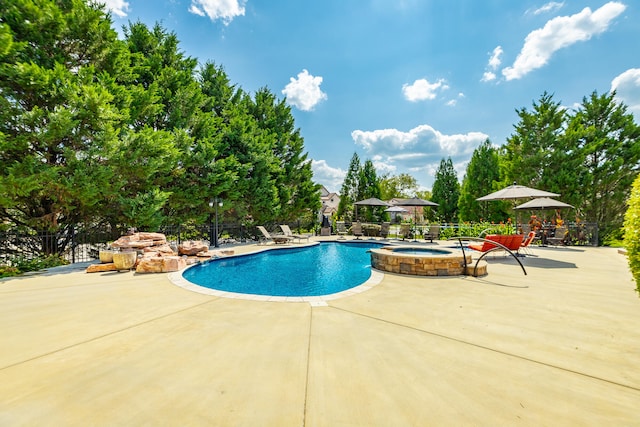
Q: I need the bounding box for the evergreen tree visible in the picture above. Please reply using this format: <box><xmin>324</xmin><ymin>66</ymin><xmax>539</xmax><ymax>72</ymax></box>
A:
<box><xmin>337</xmin><ymin>153</ymin><xmax>361</xmax><ymax>221</ymax></box>
<box><xmin>458</xmin><ymin>140</ymin><xmax>508</xmax><ymax>222</ymax></box>
<box><xmin>431</xmin><ymin>158</ymin><xmax>460</xmax><ymax>222</ymax></box>
<box><xmin>245</xmin><ymin>88</ymin><xmax>321</xmax><ymax>223</ymax></box>
<box><xmin>0</xmin><ymin>0</ymin><xmax>123</xmax><ymax>243</ymax></box>
<box><xmin>503</xmin><ymin>92</ymin><xmax>567</xmax><ymax>189</ymax></box>
<box><xmin>0</xmin><ymin>1</ymin><xmax>325</xmax><ymax>244</ymax></box>
<box><xmin>358</xmin><ymin>160</ymin><xmax>384</xmax><ymax>221</ymax></box>
<box><xmin>566</xmin><ymin>91</ymin><xmax>640</xmax><ymax>241</ymax></box>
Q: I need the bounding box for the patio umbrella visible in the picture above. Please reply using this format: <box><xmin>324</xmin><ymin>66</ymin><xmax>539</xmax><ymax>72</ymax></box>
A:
<box><xmin>477</xmin><ymin>183</ymin><xmax>560</xmax><ymax>231</ymax></box>
<box><xmin>384</xmin><ymin>206</ymin><xmax>408</xmax><ymax>213</ymax></box>
<box><xmin>354</xmin><ymin>197</ymin><xmax>390</xmax><ymax>221</ymax></box>
<box><xmin>384</xmin><ymin>205</ymin><xmax>408</xmax><ymax>223</ymax></box>
<box><xmin>354</xmin><ymin>197</ymin><xmax>390</xmax><ymax>207</ymax></box>
<box><xmin>477</xmin><ymin>183</ymin><xmax>559</xmax><ymax>201</ymax></box>
<box><xmin>395</xmin><ymin>197</ymin><xmax>439</xmax><ymax>212</ymax></box>
<box><xmin>514</xmin><ymin>197</ymin><xmax>573</xmax><ymax>210</ymax></box>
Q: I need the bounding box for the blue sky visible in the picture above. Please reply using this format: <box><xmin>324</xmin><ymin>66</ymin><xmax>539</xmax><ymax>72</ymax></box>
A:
<box><xmin>104</xmin><ymin>0</ymin><xmax>640</xmax><ymax>193</ymax></box>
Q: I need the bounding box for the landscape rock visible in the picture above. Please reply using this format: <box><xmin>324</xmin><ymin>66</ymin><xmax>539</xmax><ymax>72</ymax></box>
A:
<box><xmin>137</xmin><ymin>232</ymin><xmax>167</xmax><ymax>243</ymax></box>
<box><xmin>136</xmin><ymin>256</ymin><xmax>186</xmax><ymax>273</ymax></box>
<box><xmin>86</xmin><ymin>263</ymin><xmax>118</xmax><ymax>273</ymax></box>
<box><xmin>111</xmin><ymin>232</ymin><xmax>167</xmax><ymax>250</ymax></box>
<box><xmin>178</xmin><ymin>240</ymin><xmax>209</xmax><ymax>256</ymax></box>
<box><xmin>143</xmin><ymin>244</ymin><xmax>175</xmax><ymax>255</ymax></box>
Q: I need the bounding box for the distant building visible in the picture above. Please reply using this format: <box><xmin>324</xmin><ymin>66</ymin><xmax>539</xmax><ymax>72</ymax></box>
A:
<box><xmin>319</xmin><ymin>185</ymin><xmax>340</xmax><ymax>222</ymax></box>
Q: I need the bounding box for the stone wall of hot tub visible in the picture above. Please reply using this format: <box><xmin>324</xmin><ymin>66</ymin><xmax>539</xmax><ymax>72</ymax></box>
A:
<box><xmin>370</xmin><ymin>248</ymin><xmax>473</xmax><ymax>276</ymax></box>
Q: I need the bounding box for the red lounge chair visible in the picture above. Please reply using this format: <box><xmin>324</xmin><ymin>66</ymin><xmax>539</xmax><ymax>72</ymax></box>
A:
<box><xmin>468</xmin><ymin>234</ymin><xmax>524</xmax><ymax>254</ymax></box>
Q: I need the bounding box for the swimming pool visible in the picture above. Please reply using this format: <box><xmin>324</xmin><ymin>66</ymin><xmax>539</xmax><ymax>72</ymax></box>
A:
<box><xmin>389</xmin><ymin>247</ymin><xmax>453</xmax><ymax>256</ymax></box>
<box><xmin>181</xmin><ymin>241</ymin><xmax>384</xmax><ymax>297</ymax></box>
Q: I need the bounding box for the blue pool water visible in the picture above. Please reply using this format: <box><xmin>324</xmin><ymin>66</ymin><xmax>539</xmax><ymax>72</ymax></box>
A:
<box><xmin>182</xmin><ymin>242</ymin><xmax>383</xmax><ymax>297</ymax></box>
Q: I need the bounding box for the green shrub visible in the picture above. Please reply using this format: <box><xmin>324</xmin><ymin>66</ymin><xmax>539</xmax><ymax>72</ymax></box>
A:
<box><xmin>0</xmin><ymin>266</ymin><xmax>21</xmax><ymax>278</ymax></box>
<box><xmin>624</xmin><ymin>174</ymin><xmax>640</xmax><ymax>294</ymax></box>
<box><xmin>437</xmin><ymin>222</ymin><xmax>513</xmax><ymax>240</ymax></box>
<box><xmin>5</xmin><ymin>255</ymin><xmax>69</xmax><ymax>276</ymax></box>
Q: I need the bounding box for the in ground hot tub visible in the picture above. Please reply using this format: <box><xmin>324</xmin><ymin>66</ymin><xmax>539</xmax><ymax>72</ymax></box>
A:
<box><xmin>370</xmin><ymin>246</ymin><xmax>472</xmax><ymax>276</ymax></box>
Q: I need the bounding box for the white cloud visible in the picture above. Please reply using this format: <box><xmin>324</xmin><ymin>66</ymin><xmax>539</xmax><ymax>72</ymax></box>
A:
<box><xmin>351</xmin><ymin>125</ymin><xmax>488</xmax><ymax>188</ymax></box>
<box><xmin>311</xmin><ymin>160</ymin><xmax>345</xmax><ymax>193</ymax></box>
<box><xmin>611</xmin><ymin>68</ymin><xmax>640</xmax><ymax>114</ymax></box>
<box><xmin>481</xmin><ymin>46</ymin><xmax>503</xmax><ymax>83</ymax></box>
<box><xmin>481</xmin><ymin>71</ymin><xmax>496</xmax><ymax>82</ymax></box>
<box><xmin>502</xmin><ymin>2</ymin><xmax>626</xmax><ymax>81</ymax></box>
<box><xmin>488</xmin><ymin>46</ymin><xmax>503</xmax><ymax>70</ymax></box>
<box><xmin>530</xmin><ymin>2</ymin><xmax>565</xmax><ymax>15</ymax></box>
<box><xmin>446</xmin><ymin>93</ymin><xmax>465</xmax><ymax>107</ymax></box>
<box><xmin>402</xmin><ymin>78</ymin><xmax>448</xmax><ymax>102</ymax></box>
<box><xmin>100</xmin><ymin>0</ymin><xmax>129</xmax><ymax>17</ymax></box>
<box><xmin>189</xmin><ymin>0</ymin><xmax>246</xmax><ymax>25</ymax></box>
<box><xmin>282</xmin><ymin>69</ymin><xmax>328</xmax><ymax>111</ymax></box>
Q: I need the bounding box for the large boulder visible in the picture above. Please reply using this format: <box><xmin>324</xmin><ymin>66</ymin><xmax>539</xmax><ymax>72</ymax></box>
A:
<box><xmin>111</xmin><ymin>232</ymin><xmax>167</xmax><ymax>250</ymax></box>
<box><xmin>178</xmin><ymin>240</ymin><xmax>209</xmax><ymax>256</ymax></box>
<box><xmin>136</xmin><ymin>256</ymin><xmax>186</xmax><ymax>273</ymax></box>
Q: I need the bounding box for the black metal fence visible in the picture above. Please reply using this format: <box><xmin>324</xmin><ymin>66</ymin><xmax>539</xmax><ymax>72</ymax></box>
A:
<box><xmin>0</xmin><ymin>221</ymin><xmax>599</xmax><ymax>266</ymax></box>
<box><xmin>0</xmin><ymin>223</ymin><xmax>255</xmax><ymax>265</ymax></box>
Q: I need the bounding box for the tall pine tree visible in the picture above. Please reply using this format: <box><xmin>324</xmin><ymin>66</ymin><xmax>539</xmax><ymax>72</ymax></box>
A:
<box><xmin>458</xmin><ymin>139</ymin><xmax>508</xmax><ymax>222</ymax></box>
<box><xmin>337</xmin><ymin>153</ymin><xmax>361</xmax><ymax>221</ymax></box>
<box><xmin>431</xmin><ymin>158</ymin><xmax>460</xmax><ymax>222</ymax></box>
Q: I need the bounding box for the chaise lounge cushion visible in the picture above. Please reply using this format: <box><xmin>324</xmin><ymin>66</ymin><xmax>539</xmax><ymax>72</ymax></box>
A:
<box><xmin>468</xmin><ymin>234</ymin><xmax>524</xmax><ymax>252</ymax></box>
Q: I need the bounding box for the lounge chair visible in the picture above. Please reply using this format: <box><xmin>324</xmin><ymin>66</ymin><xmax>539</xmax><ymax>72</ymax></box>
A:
<box><xmin>257</xmin><ymin>226</ymin><xmax>293</xmax><ymax>245</ymax></box>
<box><xmin>351</xmin><ymin>222</ymin><xmax>363</xmax><ymax>239</ymax></box>
<box><xmin>468</xmin><ymin>234</ymin><xmax>524</xmax><ymax>255</ymax></box>
<box><xmin>398</xmin><ymin>224</ymin><xmax>412</xmax><ymax>240</ymax></box>
<box><xmin>279</xmin><ymin>224</ymin><xmax>310</xmax><ymax>243</ymax></box>
<box><xmin>336</xmin><ymin>221</ymin><xmax>348</xmax><ymax>239</ymax></box>
<box><xmin>380</xmin><ymin>222</ymin><xmax>390</xmax><ymax>240</ymax></box>
<box><xmin>424</xmin><ymin>225</ymin><xmax>440</xmax><ymax>243</ymax></box>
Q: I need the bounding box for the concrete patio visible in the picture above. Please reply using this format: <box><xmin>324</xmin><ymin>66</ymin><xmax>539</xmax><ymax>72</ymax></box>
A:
<box><xmin>1</xmin><ymin>240</ymin><xmax>639</xmax><ymax>426</ymax></box>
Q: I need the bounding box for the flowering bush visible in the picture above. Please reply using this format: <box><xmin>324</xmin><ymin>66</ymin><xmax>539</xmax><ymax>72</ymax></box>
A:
<box><xmin>437</xmin><ymin>222</ymin><xmax>513</xmax><ymax>240</ymax></box>
<box><xmin>624</xmin><ymin>174</ymin><xmax>640</xmax><ymax>294</ymax></box>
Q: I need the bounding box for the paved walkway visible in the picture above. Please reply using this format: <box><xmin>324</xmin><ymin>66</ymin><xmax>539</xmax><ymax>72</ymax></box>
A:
<box><xmin>1</xmin><ymin>240</ymin><xmax>639</xmax><ymax>426</ymax></box>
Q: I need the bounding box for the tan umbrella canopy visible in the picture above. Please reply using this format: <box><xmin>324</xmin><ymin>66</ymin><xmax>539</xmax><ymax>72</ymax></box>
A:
<box><xmin>354</xmin><ymin>197</ymin><xmax>390</xmax><ymax>207</ymax></box>
<box><xmin>395</xmin><ymin>197</ymin><xmax>439</xmax><ymax>207</ymax></box>
<box><xmin>384</xmin><ymin>205</ymin><xmax>408</xmax><ymax>222</ymax></box>
<box><xmin>384</xmin><ymin>206</ymin><xmax>408</xmax><ymax>213</ymax></box>
<box><xmin>514</xmin><ymin>197</ymin><xmax>573</xmax><ymax>210</ymax></box>
<box><xmin>477</xmin><ymin>183</ymin><xmax>559</xmax><ymax>201</ymax></box>
<box><xmin>394</xmin><ymin>197</ymin><xmax>439</xmax><ymax>223</ymax></box>
<box><xmin>354</xmin><ymin>197</ymin><xmax>390</xmax><ymax>221</ymax></box>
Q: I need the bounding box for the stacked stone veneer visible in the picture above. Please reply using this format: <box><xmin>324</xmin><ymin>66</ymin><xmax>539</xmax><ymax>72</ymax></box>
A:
<box><xmin>370</xmin><ymin>248</ymin><xmax>473</xmax><ymax>276</ymax></box>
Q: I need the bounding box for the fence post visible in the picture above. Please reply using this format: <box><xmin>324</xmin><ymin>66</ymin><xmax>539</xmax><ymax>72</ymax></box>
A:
<box><xmin>71</xmin><ymin>228</ymin><xmax>76</xmax><ymax>264</ymax></box>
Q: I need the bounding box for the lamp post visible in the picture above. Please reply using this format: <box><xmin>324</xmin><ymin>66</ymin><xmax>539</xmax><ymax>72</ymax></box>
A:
<box><xmin>209</xmin><ymin>197</ymin><xmax>223</xmax><ymax>247</ymax></box>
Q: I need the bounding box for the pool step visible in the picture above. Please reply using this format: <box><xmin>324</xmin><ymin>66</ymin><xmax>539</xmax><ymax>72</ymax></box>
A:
<box><xmin>465</xmin><ymin>261</ymin><xmax>488</xmax><ymax>277</ymax></box>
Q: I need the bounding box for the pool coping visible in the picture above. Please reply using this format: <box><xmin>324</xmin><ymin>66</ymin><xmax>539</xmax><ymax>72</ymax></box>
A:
<box><xmin>168</xmin><ymin>241</ymin><xmax>386</xmax><ymax>305</ymax></box>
